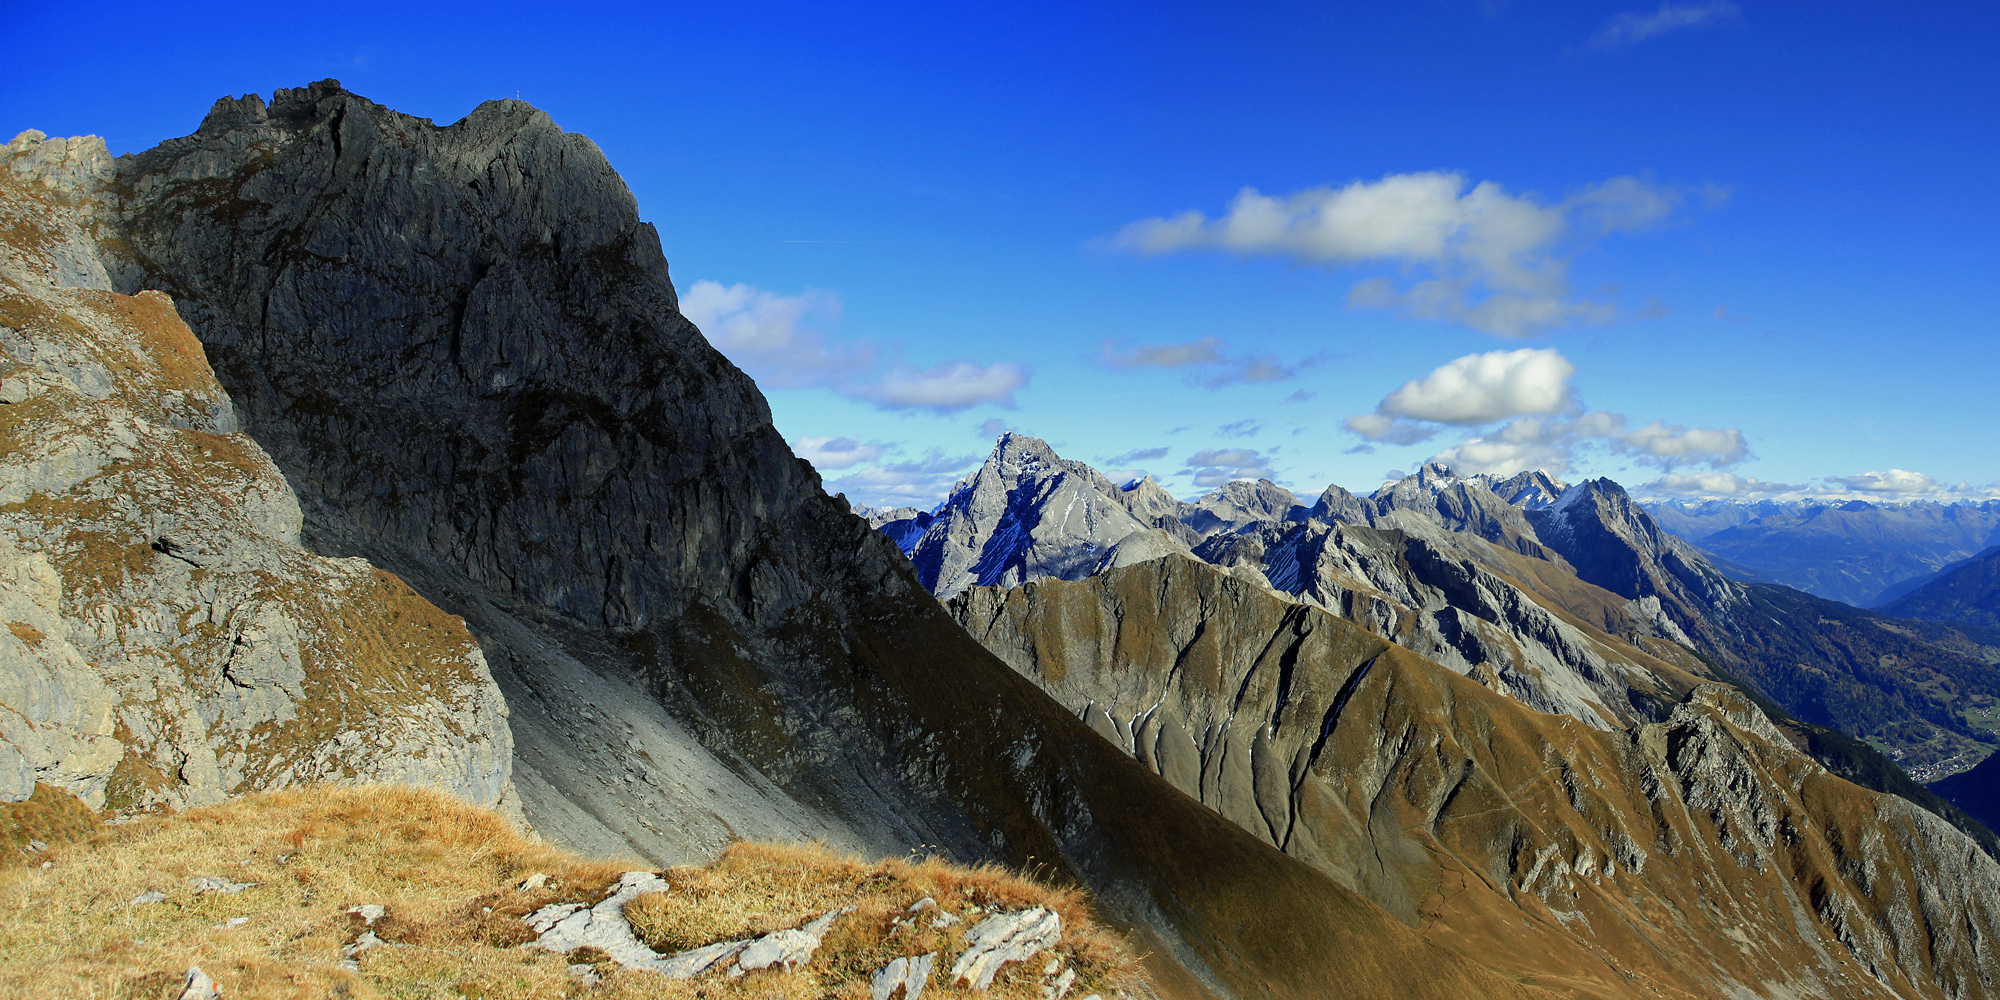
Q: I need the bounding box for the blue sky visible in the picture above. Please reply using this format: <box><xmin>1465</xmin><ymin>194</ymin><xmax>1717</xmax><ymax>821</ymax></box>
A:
<box><xmin>5</xmin><ymin>1</ymin><xmax>1995</xmax><ymax>506</ymax></box>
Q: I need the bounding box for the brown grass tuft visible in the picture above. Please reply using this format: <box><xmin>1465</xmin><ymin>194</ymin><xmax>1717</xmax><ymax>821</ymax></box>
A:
<box><xmin>0</xmin><ymin>786</ymin><xmax>1141</xmax><ymax>1000</ymax></box>
<box><xmin>0</xmin><ymin>783</ymin><xmax>100</xmax><ymax>868</ymax></box>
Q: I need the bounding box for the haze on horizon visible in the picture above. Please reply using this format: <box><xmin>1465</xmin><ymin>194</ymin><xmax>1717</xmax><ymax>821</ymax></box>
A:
<box><xmin>5</xmin><ymin>0</ymin><xmax>1994</xmax><ymax>507</ymax></box>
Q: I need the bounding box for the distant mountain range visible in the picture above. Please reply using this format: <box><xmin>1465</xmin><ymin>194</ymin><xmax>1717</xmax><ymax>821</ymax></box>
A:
<box><xmin>1643</xmin><ymin>497</ymin><xmax>2000</xmax><ymax>607</ymax></box>
<box><xmin>870</xmin><ymin>437</ymin><xmax>2000</xmax><ymax>786</ymax></box>
<box><xmin>865</xmin><ymin>436</ymin><xmax>2000</xmax><ymax>997</ymax></box>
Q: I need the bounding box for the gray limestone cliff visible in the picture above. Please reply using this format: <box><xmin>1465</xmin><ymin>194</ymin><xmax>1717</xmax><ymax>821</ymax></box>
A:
<box><xmin>0</xmin><ymin>129</ymin><xmax>515</xmax><ymax>814</ymax></box>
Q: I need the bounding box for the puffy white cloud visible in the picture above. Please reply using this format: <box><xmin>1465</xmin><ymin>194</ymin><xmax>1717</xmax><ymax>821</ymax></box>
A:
<box><xmin>1377</xmin><ymin>348</ymin><xmax>1576</xmax><ymax>424</ymax></box>
<box><xmin>1428</xmin><ymin>416</ymin><xmax>1583</xmax><ymax>476</ymax></box>
<box><xmin>1429</xmin><ymin>411</ymin><xmax>1749</xmax><ymax>476</ymax></box>
<box><xmin>1822</xmin><ymin>470</ymin><xmax>1949</xmax><ymax>496</ymax></box>
<box><xmin>1108</xmin><ymin>173</ymin><xmax>1679</xmax><ymax>336</ymax></box>
<box><xmin>1637</xmin><ymin>472</ymin><xmax>1803</xmax><ymax>498</ymax></box>
<box><xmin>1343</xmin><ymin>349</ymin><xmax>1747</xmax><ymax>477</ymax></box>
<box><xmin>1591</xmin><ymin>1</ymin><xmax>1740</xmax><ymax>49</ymax></box>
<box><xmin>1616</xmin><ymin>421</ymin><xmax>1748</xmax><ymax>468</ymax></box>
<box><xmin>1183</xmin><ymin>447</ymin><xmax>1278</xmax><ymax>488</ymax></box>
<box><xmin>1099</xmin><ymin>337</ymin><xmax>1315</xmax><ymax>388</ymax></box>
<box><xmin>791</xmin><ymin>436</ymin><xmax>885</xmax><ymax>470</ymax></box>
<box><xmin>683</xmin><ymin>279</ymin><xmax>1028</xmax><ymax>413</ymax></box>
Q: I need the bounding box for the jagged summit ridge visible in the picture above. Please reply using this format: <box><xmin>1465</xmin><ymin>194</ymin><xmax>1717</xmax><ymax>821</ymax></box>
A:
<box><xmin>880</xmin><ymin>437</ymin><xmax>2000</xmax><ymax>783</ymax></box>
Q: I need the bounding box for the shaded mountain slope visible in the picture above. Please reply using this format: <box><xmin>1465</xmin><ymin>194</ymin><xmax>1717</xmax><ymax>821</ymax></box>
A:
<box><xmin>1933</xmin><ymin>750</ymin><xmax>2000</xmax><ymax>834</ymax></box>
<box><xmin>951</xmin><ymin>555</ymin><xmax>2000</xmax><ymax>1000</ymax></box>
<box><xmin>88</xmin><ymin>82</ymin><xmax>1560</xmax><ymax>999</ymax></box>
<box><xmin>1880</xmin><ymin>546</ymin><xmax>2000</xmax><ymax>632</ymax></box>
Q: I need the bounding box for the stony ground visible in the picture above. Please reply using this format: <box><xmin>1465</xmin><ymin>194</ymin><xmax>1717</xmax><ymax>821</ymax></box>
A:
<box><xmin>0</xmin><ymin>785</ymin><xmax>1141</xmax><ymax>1000</ymax></box>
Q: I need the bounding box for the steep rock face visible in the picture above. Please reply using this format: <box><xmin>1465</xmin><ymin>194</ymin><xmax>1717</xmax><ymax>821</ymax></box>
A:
<box><xmin>951</xmin><ymin>556</ymin><xmax>2000</xmax><ymax>1000</ymax></box>
<box><xmin>1195</xmin><ymin>519</ymin><xmax>1699</xmax><ymax>728</ymax></box>
<box><xmin>1527</xmin><ymin>478</ymin><xmax>1744</xmax><ymax>621</ymax></box>
<box><xmin>95</xmin><ymin>83</ymin><xmax>1562</xmax><ymax>1000</ymax></box>
<box><xmin>0</xmin><ymin>130</ymin><xmax>514</xmax><ymax>813</ymax></box>
<box><xmin>1182</xmin><ymin>479</ymin><xmax>1304</xmax><ymax>537</ymax></box>
<box><xmin>901</xmin><ymin>434</ymin><xmax>1188</xmax><ymax>598</ymax></box>
<box><xmin>1367</xmin><ymin>463</ymin><xmax>1553</xmax><ymax>558</ymax></box>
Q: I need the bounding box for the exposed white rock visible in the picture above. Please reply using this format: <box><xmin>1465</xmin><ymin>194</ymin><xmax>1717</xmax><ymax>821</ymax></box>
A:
<box><xmin>871</xmin><ymin>951</ymin><xmax>936</xmax><ymax>1000</ymax></box>
<box><xmin>729</xmin><ymin>906</ymin><xmax>854</xmax><ymax>977</ymax></box>
<box><xmin>128</xmin><ymin>890</ymin><xmax>165</xmax><ymax>906</ymax></box>
<box><xmin>190</xmin><ymin>876</ymin><xmax>257</xmax><ymax>894</ymax></box>
<box><xmin>950</xmin><ymin>907</ymin><xmax>1062</xmax><ymax>990</ymax></box>
<box><xmin>176</xmin><ymin>966</ymin><xmax>219</xmax><ymax>1000</ymax></box>
<box><xmin>524</xmin><ymin>871</ymin><xmax>671</xmax><ymax>969</ymax></box>
<box><xmin>653</xmin><ymin>938</ymin><xmax>751</xmax><ymax>978</ymax></box>
<box><xmin>1043</xmin><ymin>967</ymin><xmax>1077</xmax><ymax>999</ymax></box>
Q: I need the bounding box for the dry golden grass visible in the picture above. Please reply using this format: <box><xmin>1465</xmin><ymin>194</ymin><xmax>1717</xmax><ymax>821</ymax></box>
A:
<box><xmin>0</xmin><ymin>785</ymin><xmax>1140</xmax><ymax>1000</ymax></box>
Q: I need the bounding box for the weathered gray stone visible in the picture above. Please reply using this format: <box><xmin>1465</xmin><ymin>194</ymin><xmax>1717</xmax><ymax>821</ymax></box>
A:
<box><xmin>871</xmin><ymin>952</ymin><xmax>935</xmax><ymax>1000</ymax></box>
<box><xmin>189</xmin><ymin>876</ymin><xmax>257</xmax><ymax>894</ymax></box>
<box><xmin>950</xmin><ymin>907</ymin><xmax>1061</xmax><ymax>990</ymax></box>
<box><xmin>523</xmin><ymin>871</ymin><xmax>670</xmax><ymax>970</ymax></box>
<box><xmin>176</xmin><ymin>966</ymin><xmax>219</xmax><ymax>1000</ymax></box>
<box><xmin>0</xmin><ymin>139</ymin><xmax>519</xmax><ymax>815</ymax></box>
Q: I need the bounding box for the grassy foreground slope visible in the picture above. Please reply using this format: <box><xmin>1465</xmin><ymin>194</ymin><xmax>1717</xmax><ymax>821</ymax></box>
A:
<box><xmin>0</xmin><ymin>785</ymin><xmax>1142</xmax><ymax>1000</ymax></box>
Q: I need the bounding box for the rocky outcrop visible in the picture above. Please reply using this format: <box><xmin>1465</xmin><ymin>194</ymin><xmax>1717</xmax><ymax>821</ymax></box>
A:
<box><xmin>0</xmin><ymin>129</ymin><xmax>514</xmax><ymax>813</ymax></box>
<box><xmin>92</xmin><ymin>82</ymin><xmax>1554</xmax><ymax>1000</ymax></box>
<box><xmin>953</xmin><ymin>556</ymin><xmax>2000</xmax><ymax>1000</ymax></box>
<box><xmin>900</xmin><ymin>434</ymin><xmax>1184</xmax><ymax>598</ymax></box>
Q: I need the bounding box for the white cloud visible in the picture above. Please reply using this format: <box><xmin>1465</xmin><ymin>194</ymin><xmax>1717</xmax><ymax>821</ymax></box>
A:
<box><xmin>1099</xmin><ymin>337</ymin><xmax>1316</xmax><ymax>388</ymax></box>
<box><xmin>1428</xmin><ymin>416</ymin><xmax>1583</xmax><ymax>476</ymax></box>
<box><xmin>1100</xmin><ymin>338</ymin><xmax>1224</xmax><ymax>368</ymax></box>
<box><xmin>1425</xmin><ymin>411</ymin><xmax>1749</xmax><ymax>476</ymax></box>
<box><xmin>1637</xmin><ymin>472</ymin><xmax>1803</xmax><ymax>498</ymax></box>
<box><xmin>1108</xmin><ymin>173</ymin><xmax>1680</xmax><ymax>336</ymax></box>
<box><xmin>1343</xmin><ymin>413</ymin><xmax>1438</xmax><ymax>446</ymax></box>
<box><xmin>683</xmin><ymin>279</ymin><xmax>1028</xmax><ymax>413</ymax></box>
<box><xmin>681</xmin><ymin>280</ymin><xmax>869</xmax><ymax>387</ymax></box>
<box><xmin>1183</xmin><ymin>447</ymin><xmax>1279</xmax><ymax>487</ymax></box>
<box><xmin>1616</xmin><ymin>421</ymin><xmax>1747</xmax><ymax>468</ymax></box>
<box><xmin>848</xmin><ymin>360</ymin><xmax>1028</xmax><ymax>411</ymax></box>
<box><xmin>1378</xmin><ymin>347</ymin><xmax>1576</xmax><ymax>424</ymax></box>
<box><xmin>1591</xmin><ymin>1</ymin><xmax>1740</xmax><ymax>49</ymax></box>
<box><xmin>791</xmin><ymin>436</ymin><xmax>885</xmax><ymax>470</ymax></box>
<box><xmin>1822</xmin><ymin>470</ymin><xmax>1948</xmax><ymax>496</ymax></box>
<box><xmin>1107</xmin><ymin>446</ymin><xmax>1170</xmax><ymax>465</ymax></box>
<box><xmin>827</xmin><ymin>448</ymin><xmax>982</xmax><ymax>506</ymax></box>
<box><xmin>976</xmin><ymin>417</ymin><xmax>1011</xmax><ymax>438</ymax></box>
<box><xmin>1342</xmin><ymin>349</ymin><xmax>1747</xmax><ymax>476</ymax></box>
